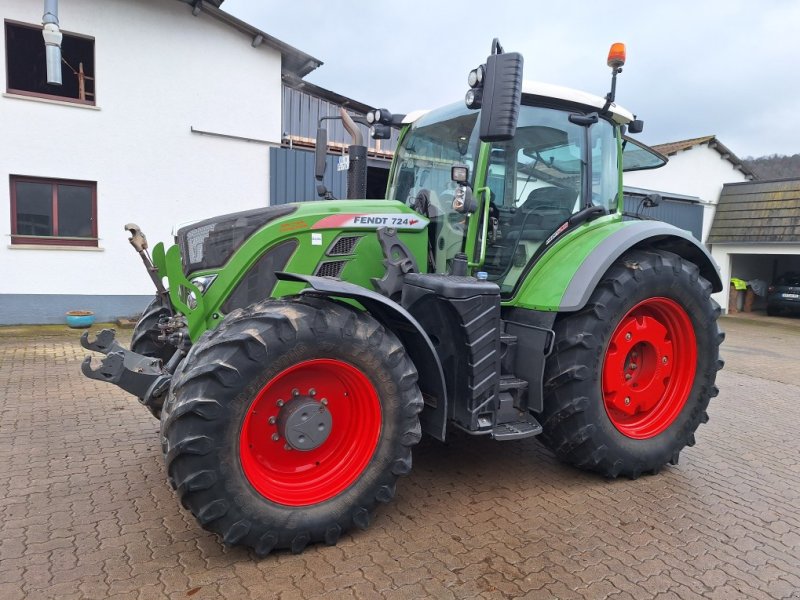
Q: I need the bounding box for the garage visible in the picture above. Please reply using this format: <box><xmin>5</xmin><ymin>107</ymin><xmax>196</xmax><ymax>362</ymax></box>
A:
<box><xmin>708</xmin><ymin>178</ymin><xmax>800</xmax><ymax>313</ymax></box>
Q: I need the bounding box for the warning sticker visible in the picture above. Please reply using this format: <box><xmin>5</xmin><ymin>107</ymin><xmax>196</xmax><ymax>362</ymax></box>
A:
<box><xmin>312</xmin><ymin>213</ymin><xmax>428</xmax><ymax>230</ymax></box>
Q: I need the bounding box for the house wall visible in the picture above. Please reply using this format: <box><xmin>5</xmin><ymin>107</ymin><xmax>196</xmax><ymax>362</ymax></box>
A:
<box><xmin>624</xmin><ymin>145</ymin><xmax>748</xmax><ymax>243</ymax></box>
<box><xmin>0</xmin><ymin>0</ymin><xmax>282</xmax><ymax>323</ymax></box>
<box><xmin>710</xmin><ymin>244</ymin><xmax>800</xmax><ymax>312</ymax></box>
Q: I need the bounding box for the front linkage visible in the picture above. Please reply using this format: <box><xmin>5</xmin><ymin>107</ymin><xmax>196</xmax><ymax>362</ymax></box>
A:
<box><xmin>82</xmin><ymin>224</ymin><xmax>189</xmax><ymax>416</ymax></box>
<box><xmin>81</xmin><ymin>329</ymin><xmax>172</xmax><ymax>411</ymax></box>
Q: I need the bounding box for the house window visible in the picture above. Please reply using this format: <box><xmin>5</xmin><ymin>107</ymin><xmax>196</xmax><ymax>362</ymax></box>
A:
<box><xmin>10</xmin><ymin>176</ymin><xmax>97</xmax><ymax>247</ymax></box>
<box><xmin>5</xmin><ymin>20</ymin><xmax>95</xmax><ymax>104</ymax></box>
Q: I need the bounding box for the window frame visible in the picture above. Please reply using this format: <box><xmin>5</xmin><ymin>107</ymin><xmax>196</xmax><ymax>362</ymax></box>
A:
<box><xmin>10</xmin><ymin>175</ymin><xmax>98</xmax><ymax>247</ymax></box>
<box><xmin>4</xmin><ymin>19</ymin><xmax>97</xmax><ymax>106</ymax></box>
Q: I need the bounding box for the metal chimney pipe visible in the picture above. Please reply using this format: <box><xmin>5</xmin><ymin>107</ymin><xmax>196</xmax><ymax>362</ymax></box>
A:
<box><xmin>42</xmin><ymin>0</ymin><xmax>62</xmax><ymax>85</ymax></box>
<box><xmin>340</xmin><ymin>108</ymin><xmax>367</xmax><ymax>199</ymax></box>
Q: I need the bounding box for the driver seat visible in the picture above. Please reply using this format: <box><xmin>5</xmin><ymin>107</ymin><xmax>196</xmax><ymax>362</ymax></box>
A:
<box><xmin>508</xmin><ymin>186</ymin><xmax>574</xmax><ymax>240</ymax></box>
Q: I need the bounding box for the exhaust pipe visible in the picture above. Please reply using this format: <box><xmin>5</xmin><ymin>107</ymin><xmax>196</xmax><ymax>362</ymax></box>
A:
<box><xmin>340</xmin><ymin>107</ymin><xmax>367</xmax><ymax>199</ymax></box>
<box><xmin>42</xmin><ymin>0</ymin><xmax>62</xmax><ymax>85</ymax></box>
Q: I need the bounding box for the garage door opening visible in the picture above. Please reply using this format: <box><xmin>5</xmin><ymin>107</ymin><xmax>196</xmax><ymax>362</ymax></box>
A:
<box><xmin>729</xmin><ymin>254</ymin><xmax>800</xmax><ymax>313</ymax></box>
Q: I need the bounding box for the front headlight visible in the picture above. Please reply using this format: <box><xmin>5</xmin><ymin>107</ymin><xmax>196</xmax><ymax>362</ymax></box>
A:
<box><xmin>187</xmin><ymin>274</ymin><xmax>217</xmax><ymax>309</ymax></box>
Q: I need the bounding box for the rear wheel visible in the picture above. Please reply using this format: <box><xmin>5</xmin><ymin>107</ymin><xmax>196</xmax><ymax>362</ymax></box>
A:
<box><xmin>160</xmin><ymin>297</ymin><xmax>423</xmax><ymax>555</ymax></box>
<box><xmin>540</xmin><ymin>249</ymin><xmax>724</xmax><ymax>478</ymax></box>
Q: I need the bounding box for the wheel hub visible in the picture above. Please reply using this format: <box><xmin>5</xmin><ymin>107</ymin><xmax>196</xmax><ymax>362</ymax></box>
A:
<box><xmin>277</xmin><ymin>396</ymin><xmax>332</xmax><ymax>451</ymax></box>
<box><xmin>239</xmin><ymin>358</ymin><xmax>382</xmax><ymax>506</ymax></box>
<box><xmin>601</xmin><ymin>297</ymin><xmax>697</xmax><ymax>439</ymax></box>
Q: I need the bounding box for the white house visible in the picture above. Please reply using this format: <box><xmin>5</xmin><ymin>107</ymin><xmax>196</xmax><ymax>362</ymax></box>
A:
<box><xmin>0</xmin><ymin>0</ymin><xmax>321</xmax><ymax>324</ymax></box>
<box><xmin>624</xmin><ymin>135</ymin><xmax>754</xmax><ymax>243</ymax></box>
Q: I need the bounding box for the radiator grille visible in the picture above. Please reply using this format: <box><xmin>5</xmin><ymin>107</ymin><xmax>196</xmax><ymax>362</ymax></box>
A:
<box><xmin>315</xmin><ymin>260</ymin><xmax>347</xmax><ymax>278</ymax></box>
<box><xmin>327</xmin><ymin>235</ymin><xmax>361</xmax><ymax>256</ymax></box>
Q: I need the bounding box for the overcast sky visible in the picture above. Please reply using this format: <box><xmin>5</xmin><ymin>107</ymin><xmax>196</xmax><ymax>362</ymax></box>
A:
<box><xmin>225</xmin><ymin>0</ymin><xmax>799</xmax><ymax>158</ymax></box>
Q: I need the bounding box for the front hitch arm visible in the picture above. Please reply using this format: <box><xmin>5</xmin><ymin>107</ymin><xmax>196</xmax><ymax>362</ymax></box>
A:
<box><xmin>80</xmin><ymin>329</ymin><xmax>171</xmax><ymax>408</ymax></box>
<box><xmin>125</xmin><ymin>223</ymin><xmax>169</xmax><ymax>300</ymax></box>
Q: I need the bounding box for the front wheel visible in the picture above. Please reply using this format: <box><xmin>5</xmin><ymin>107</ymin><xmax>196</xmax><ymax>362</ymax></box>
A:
<box><xmin>539</xmin><ymin>249</ymin><xmax>724</xmax><ymax>478</ymax></box>
<box><xmin>160</xmin><ymin>297</ymin><xmax>423</xmax><ymax>555</ymax></box>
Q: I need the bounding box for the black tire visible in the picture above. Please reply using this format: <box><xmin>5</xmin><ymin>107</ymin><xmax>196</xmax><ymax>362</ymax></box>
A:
<box><xmin>766</xmin><ymin>305</ymin><xmax>778</xmax><ymax>317</ymax></box>
<box><xmin>539</xmin><ymin>249</ymin><xmax>724</xmax><ymax>478</ymax></box>
<box><xmin>159</xmin><ymin>296</ymin><xmax>423</xmax><ymax>555</ymax></box>
<box><xmin>130</xmin><ymin>295</ymin><xmax>175</xmax><ymax>364</ymax></box>
<box><xmin>131</xmin><ymin>295</ymin><xmax>176</xmax><ymax>418</ymax></box>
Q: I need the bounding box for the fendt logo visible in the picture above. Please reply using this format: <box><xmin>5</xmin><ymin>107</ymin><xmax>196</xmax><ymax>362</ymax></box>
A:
<box><xmin>352</xmin><ymin>215</ymin><xmax>420</xmax><ymax>227</ymax></box>
<box><xmin>312</xmin><ymin>214</ymin><xmax>428</xmax><ymax>230</ymax></box>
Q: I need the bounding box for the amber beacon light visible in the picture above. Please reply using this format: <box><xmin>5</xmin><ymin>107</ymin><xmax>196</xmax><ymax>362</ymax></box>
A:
<box><xmin>607</xmin><ymin>43</ymin><xmax>626</xmax><ymax>69</ymax></box>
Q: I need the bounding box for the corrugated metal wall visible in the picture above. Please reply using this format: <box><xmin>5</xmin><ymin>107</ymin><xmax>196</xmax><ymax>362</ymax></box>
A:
<box><xmin>623</xmin><ymin>192</ymin><xmax>703</xmax><ymax>239</ymax></box>
<box><xmin>282</xmin><ymin>85</ymin><xmax>398</xmax><ymax>154</ymax></box>
<box><xmin>270</xmin><ymin>147</ymin><xmax>348</xmax><ymax>204</ymax></box>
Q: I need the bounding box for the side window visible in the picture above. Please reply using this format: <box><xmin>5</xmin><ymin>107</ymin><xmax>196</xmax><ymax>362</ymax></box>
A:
<box><xmin>5</xmin><ymin>20</ymin><xmax>96</xmax><ymax>104</ymax></box>
<box><xmin>590</xmin><ymin>119</ymin><xmax>619</xmax><ymax>212</ymax></box>
<box><xmin>10</xmin><ymin>176</ymin><xmax>97</xmax><ymax>247</ymax></box>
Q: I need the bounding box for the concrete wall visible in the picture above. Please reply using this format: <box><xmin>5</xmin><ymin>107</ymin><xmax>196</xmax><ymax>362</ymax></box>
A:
<box><xmin>624</xmin><ymin>144</ymin><xmax>749</xmax><ymax>243</ymax></box>
<box><xmin>710</xmin><ymin>244</ymin><xmax>800</xmax><ymax>312</ymax></box>
<box><xmin>1</xmin><ymin>0</ymin><xmax>282</xmax><ymax>322</ymax></box>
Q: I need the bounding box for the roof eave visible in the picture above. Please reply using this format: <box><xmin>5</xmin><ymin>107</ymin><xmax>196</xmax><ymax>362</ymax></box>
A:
<box><xmin>708</xmin><ymin>138</ymin><xmax>756</xmax><ymax>180</ymax></box>
<box><xmin>178</xmin><ymin>0</ymin><xmax>323</xmax><ymax>78</ymax></box>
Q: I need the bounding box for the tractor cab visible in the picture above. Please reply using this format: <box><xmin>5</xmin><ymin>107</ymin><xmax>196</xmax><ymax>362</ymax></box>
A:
<box><xmin>387</xmin><ymin>94</ymin><xmax>623</xmax><ymax>295</ymax></box>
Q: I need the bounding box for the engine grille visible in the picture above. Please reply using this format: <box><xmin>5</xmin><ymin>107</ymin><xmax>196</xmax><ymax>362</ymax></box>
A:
<box><xmin>327</xmin><ymin>235</ymin><xmax>361</xmax><ymax>256</ymax></box>
<box><xmin>315</xmin><ymin>260</ymin><xmax>347</xmax><ymax>278</ymax></box>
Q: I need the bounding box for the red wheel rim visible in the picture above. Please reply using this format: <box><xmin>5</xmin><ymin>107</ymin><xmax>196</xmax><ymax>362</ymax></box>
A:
<box><xmin>239</xmin><ymin>359</ymin><xmax>382</xmax><ymax>506</ymax></box>
<box><xmin>602</xmin><ymin>297</ymin><xmax>697</xmax><ymax>439</ymax></box>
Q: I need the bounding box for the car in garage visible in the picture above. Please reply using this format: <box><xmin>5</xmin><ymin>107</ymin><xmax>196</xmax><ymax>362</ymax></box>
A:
<box><xmin>767</xmin><ymin>272</ymin><xmax>800</xmax><ymax>316</ymax></box>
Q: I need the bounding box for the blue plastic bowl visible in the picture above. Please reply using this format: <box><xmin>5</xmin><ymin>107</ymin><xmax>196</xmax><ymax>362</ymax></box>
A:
<box><xmin>66</xmin><ymin>312</ymin><xmax>95</xmax><ymax>328</ymax></box>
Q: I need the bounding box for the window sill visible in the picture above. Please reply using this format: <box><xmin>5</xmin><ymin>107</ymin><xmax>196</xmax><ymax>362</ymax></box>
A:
<box><xmin>2</xmin><ymin>92</ymin><xmax>100</xmax><ymax>111</ymax></box>
<box><xmin>8</xmin><ymin>244</ymin><xmax>104</xmax><ymax>251</ymax></box>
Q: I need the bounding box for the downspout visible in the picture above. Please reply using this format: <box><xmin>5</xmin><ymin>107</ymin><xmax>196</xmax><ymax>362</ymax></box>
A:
<box><xmin>42</xmin><ymin>0</ymin><xmax>62</xmax><ymax>85</ymax></box>
<box><xmin>340</xmin><ymin>107</ymin><xmax>367</xmax><ymax>199</ymax></box>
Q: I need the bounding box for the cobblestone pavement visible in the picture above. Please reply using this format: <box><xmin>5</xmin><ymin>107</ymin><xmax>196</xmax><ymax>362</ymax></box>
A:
<box><xmin>1</xmin><ymin>315</ymin><xmax>799</xmax><ymax>600</ymax></box>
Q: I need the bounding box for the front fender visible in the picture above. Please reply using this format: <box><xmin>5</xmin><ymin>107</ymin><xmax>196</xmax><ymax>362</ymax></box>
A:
<box><xmin>559</xmin><ymin>221</ymin><xmax>722</xmax><ymax>311</ymax></box>
<box><xmin>275</xmin><ymin>272</ymin><xmax>448</xmax><ymax>441</ymax></box>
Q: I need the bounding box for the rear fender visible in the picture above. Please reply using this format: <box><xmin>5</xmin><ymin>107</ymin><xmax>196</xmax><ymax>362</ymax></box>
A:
<box><xmin>275</xmin><ymin>272</ymin><xmax>448</xmax><ymax>441</ymax></box>
<box><xmin>560</xmin><ymin>222</ymin><xmax>722</xmax><ymax>311</ymax></box>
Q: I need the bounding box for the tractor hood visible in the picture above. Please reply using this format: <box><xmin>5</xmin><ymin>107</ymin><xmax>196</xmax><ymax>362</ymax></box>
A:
<box><xmin>176</xmin><ymin>205</ymin><xmax>298</xmax><ymax>275</ymax></box>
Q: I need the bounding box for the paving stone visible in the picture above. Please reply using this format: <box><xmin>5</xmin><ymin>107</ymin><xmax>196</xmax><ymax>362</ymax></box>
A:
<box><xmin>0</xmin><ymin>316</ymin><xmax>798</xmax><ymax>599</ymax></box>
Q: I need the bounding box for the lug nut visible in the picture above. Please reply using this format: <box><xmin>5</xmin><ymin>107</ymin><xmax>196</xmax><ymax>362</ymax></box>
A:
<box><xmin>276</xmin><ymin>399</ymin><xmax>284</xmax><ymax>407</ymax></box>
<box><xmin>625</xmin><ymin>333</ymin><xmax>632</xmax><ymax>341</ymax></box>
<box><xmin>284</xmin><ymin>444</ymin><xmax>292</xmax><ymax>451</ymax></box>
<box><xmin>271</xmin><ymin>433</ymin><xmax>280</xmax><ymax>442</ymax></box>
<box><xmin>292</xmin><ymin>388</ymin><xmax>300</xmax><ymax>397</ymax></box>
<box><xmin>624</xmin><ymin>397</ymin><xmax>631</xmax><ymax>406</ymax></box>
<box><xmin>625</xmin><ymin>374</ymin><xmax>632</xmax><ymax>380</ymax></box>
<box><xmin>309</xmin><ymin>388</ymin><xmax>316</xmax><ymax>397</ymax></box>
<box><xmin>268</xmin><ymin>416</ymin><xmax>276</xmax><ymax>425</ymax></box>
<box><xmin>321</xmin><ymin>398</ymin><xmax>328</xmax><ymax>406</ymax></box>
<box><xmin>662</xmin><ymin>356</ymin><xmax>668</xmax><ymax>364</ymax></box>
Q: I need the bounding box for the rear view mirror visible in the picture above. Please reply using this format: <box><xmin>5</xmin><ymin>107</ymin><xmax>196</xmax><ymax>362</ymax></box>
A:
<box><xmin>479</xmin><ymin>47</ymin><xmax>524</xmax><ymax>142</ymax></box>
<box><xmin>628</xmin><ymin>119</ymin><xmax>644</xmax><ymax>134</ymax></box>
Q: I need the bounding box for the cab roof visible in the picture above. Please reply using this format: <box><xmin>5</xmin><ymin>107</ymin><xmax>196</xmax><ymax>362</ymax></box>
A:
<box><xmin>402</xmin><ymin>80</ymin><xmax>634</xmax><ymax>125</ymax></box>
<box><xmin>522</xmin><ymin>81</ymin><xmax>634</xmax><ymax>124</ymax></box>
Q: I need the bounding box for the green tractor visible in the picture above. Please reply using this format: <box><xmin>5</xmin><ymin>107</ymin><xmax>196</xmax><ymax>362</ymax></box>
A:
<box><xmin>81</xmin><ymin>40</ymin><xmax>723</xmax><ymax>555</ymax></box>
